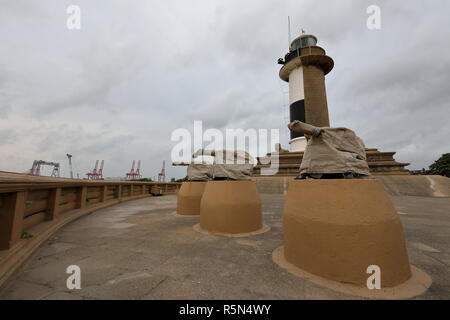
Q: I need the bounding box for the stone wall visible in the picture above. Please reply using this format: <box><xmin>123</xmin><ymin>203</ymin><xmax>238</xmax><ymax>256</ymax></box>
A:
<box><xmin>253</xmin><ymin>175</ymin><xmax>450</xmax><ymax>198</ymax></box>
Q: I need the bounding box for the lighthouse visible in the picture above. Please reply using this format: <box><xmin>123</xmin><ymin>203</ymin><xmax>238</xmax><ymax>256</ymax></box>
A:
<box><xmin>278</xmin><ymin>32</ymin><xmax>334</xmax><ymax>152</ymax></box>
<box><xmin>254</xmin><ymin>32</ymin><xmax>409</xmax><ymax>176</ymax></box>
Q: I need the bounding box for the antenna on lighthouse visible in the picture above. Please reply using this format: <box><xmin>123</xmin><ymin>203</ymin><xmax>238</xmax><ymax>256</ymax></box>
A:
<box><xmin>287</xmin><ymin>16</ymin><xmax>292</xmax><ymax>47</ymax></box>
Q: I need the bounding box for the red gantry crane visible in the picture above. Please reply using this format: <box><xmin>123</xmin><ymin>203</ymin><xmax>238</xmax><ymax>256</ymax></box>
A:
<box><xmin>98</xmin><ymin>160</ymin><xmax>104</xmax><ymax>180</ymax></box>
<box><xmin>158</xmin><ymin>160</ymin><xmax>166</xmax><ymax>182</ymax></box>
<box><xmin>126</xmin><ymin>160</ymin><xmax>142</xmax><ymax>180</ymax></box>
<box><xmin>135</xmin><ymin>160</ymin><xmax>141</xmax><ymax>179</ymax></box>
<box><xmin>86</xmin><ymin>160</ymin><xmax>104</xmax><ymax>180</ymax></box>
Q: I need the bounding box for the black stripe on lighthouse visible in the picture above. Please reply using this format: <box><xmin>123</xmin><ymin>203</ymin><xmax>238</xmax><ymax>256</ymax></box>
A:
<box><xmin>289</xmin><ymin>100</ymin><xmax>306</xmax><ymax>139</ymax></box>
<box><xmin>288</xmin><ymin>67</ymin><xmax>306</xmax><ymax>140</ymax></box>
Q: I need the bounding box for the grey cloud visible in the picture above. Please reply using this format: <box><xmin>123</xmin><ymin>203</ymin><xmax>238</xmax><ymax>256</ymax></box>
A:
<box><xmin>0</xmin><ymin>0</ymin><xmax>449</xmax><ymax>178</ymax></box>
<box><xmin>0</xmin><ymin>102</ymin><xmax>11</xmax><ymax>119</ymax></box>
<box><xmin>0</xmin><ymin>129</ymin><xmax>17</xmax><ymax>145</ymax></box>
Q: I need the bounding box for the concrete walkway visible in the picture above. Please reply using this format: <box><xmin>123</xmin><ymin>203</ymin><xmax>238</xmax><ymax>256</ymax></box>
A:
<box><xmin>1</xmin><ymin>194</ymin><xmax>449</xmax><ymax>300</ymax></box>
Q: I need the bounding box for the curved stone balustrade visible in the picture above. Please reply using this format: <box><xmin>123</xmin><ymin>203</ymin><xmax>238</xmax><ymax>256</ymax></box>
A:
<box><xmin>0</xmin><ymin>171</ymin><xmax>181</xmax><ymax>289</ymax></box>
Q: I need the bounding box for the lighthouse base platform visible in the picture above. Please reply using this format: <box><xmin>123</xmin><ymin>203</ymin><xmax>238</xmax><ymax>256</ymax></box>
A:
<box><xmin>254</xmin><ymin>148</ymin><xmax>410</xmax><ymax>177</ymax></box>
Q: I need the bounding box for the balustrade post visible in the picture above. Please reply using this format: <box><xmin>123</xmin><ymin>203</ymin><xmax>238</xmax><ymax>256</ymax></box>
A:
<box><xmin>0</xmin><ymin>191</ymin><xmax>27</xmax><ymax>250</ymax></box>
<box><xmin>76</xmin><ymin>186</ymin><xmax>87</xmax><ymax>209</ymax></box>
<box><xmin>117</xmin><ymin>185</ymin><xmax>123</xmax><ymax>201</ymax></box>
<box><xmin>101</xmin><ymin>185</ymin><xmax>108</xmax><ymax>202</ymax></box>
<box><xmin>46</xmin><ymin>187</ymin><xmax>61</xmax><ymax>221</ymax></box>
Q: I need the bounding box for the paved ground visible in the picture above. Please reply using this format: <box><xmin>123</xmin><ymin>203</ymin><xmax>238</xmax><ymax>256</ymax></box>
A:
<box><xmin>1</xmin><ymin>194</ymin><xmax>449</xmax><ymax>300</ymax></box>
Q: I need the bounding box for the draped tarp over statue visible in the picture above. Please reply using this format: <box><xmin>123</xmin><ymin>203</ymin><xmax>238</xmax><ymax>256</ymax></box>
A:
<box><xmin>288</xmin><ymin>120</ymin><xmax>370</xmax><ymax>178</ymax></box>
<box><xmin>186</xmin><ymin>164</ymin><xmax>212</xmax><ymax>182</ymax></box>
<box><xmin>193</xmin><ymin>149</ymin><xmax>269</xmax><ymax>236</ymax></box>
<box><xmin>273</xmin><ymin>121</ymin><xmax>431</xmax><ymax>298</ymax></box>
<box><xmin>192</xmin><ymin>149</ymin><xmax>253</xmax><ymax>181</ymax></box>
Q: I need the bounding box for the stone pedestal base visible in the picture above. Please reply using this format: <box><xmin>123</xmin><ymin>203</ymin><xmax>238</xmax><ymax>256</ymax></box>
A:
<box><xmin>254</xmin><ymin>148</ymin><xmax>410</xmax><ymax>176</ymax></box>
<box><xmin>177</xmin><ymin>182</ymin><xmax>207</xmax><ymax>216</ymax></box>
<box><xmin>200</xmin><ymin>181</ymin><xmax>263</xmax><ymax>235</ymax></box>
<box><xmin>272</xmin><ymin>247</ymin><xmax>431</xmax><ymax>299</ymax></box>
<box><xmin>284</xmin><ymin>179</ymin><xmax>413</xmax><ymax>288</ymax></box>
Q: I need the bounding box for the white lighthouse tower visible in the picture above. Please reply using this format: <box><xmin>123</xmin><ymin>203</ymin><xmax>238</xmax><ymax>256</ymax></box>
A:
<box><xmin>278</xmin><ymin>32</ymin><xmax>334</xmax><ymax>152</ymax></box>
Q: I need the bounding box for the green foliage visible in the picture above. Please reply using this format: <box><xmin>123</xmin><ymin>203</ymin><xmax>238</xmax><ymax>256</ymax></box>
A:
<box><xmin>175</xmin><ymin>176</ymin><xmax>188</xmax><ymax>183</ymax></box>
<box><xmin>428</xmin><ymin>153</ymin><xmax>450</xmax><ymax>177</ymax></box>
<box><xmin>131</xmin><ymin>178</ymin><xmax>153</xmax><ymax>182</ymax></box>
<box><xmin>21</xmin><ymin>232</ymin><xmax>33</xmax><ymax>239</ymax></box>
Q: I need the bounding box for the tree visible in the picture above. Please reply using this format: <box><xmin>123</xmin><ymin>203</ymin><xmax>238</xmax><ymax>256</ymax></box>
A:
<box><xmin>428</xmin><ymin>153</ymin><xmax>450</xmax><ymax>178</ymax></box>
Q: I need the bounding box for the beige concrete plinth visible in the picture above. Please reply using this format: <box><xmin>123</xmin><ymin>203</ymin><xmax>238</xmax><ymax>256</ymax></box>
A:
<box><xmin>273</xmin><ymin>247</ymin><xmax>431</xmax><ymax>299</ymax></box>
<box><xmin>283</xmin><ymin>179</ymin><xmax>415</xmax><ymax>289</ymax></box>
<box><xmin>199</xmin><ymin>181</ymin><xmax>264</xmax><ymax>235</ymax></box>
<box><xmin>176</xmin><ymin>182</ymin><xmax>207</xmax><ymax>216</ymax></box>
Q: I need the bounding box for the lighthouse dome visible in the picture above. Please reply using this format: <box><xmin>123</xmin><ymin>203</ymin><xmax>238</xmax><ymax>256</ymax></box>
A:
<box><xmin>289</xmin><ymin>34</ymin><xmax>318</xmax><ymax>52</ymax></box>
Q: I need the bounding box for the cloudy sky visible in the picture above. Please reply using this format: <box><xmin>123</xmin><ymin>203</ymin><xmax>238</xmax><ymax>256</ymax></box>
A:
<box><xmin>1</xmin><ymin>0</ymin><xmax>449</xmax><ymax>179</ymax></box>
